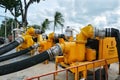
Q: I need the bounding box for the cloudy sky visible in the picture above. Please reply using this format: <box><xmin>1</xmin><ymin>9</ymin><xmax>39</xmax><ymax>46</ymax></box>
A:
<box><xmin>0</xmin><ymin>0</ymin><xmax>120</xmax><ymax>33</ymax></box>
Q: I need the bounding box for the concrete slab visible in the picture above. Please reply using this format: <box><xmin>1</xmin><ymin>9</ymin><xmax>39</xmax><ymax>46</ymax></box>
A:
<box><xmin>0</xmin><ymin>61</ymin><xmax>119</xmax><ymax>80</ymax></box>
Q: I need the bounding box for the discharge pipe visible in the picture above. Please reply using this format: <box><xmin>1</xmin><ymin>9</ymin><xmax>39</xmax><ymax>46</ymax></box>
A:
<box><xmin>0</xmin><ymin>43</ymin><xmax>39</xmax><ymax>62</ymax></box>
<box><xmin>0</xmin><ymin>37</ymin><xmax>24</xmax><ymax>55</ymax></box>
<box><xmin>0</xmin><ymin>44</ymin><xmax>62</xmax><ymax>75</ymax></box>
<box><xmin>94</xmin><ymin>27</ymin><xmax>120</xmax><ymax>73</ymax></box>
<box><xmin>106</xmin><ymin>28</ymin><xmax>120</xmax><ymax>74</ymax></box>
<box><xmin>94</xmin><ymin>27</ymin><xmax>120</xmax><ymax>62</ymax></box>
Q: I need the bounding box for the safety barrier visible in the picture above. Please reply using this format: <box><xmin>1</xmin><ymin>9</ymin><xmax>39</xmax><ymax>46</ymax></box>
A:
<box><xmin>25</xmin><ymin>57</ymin><xmax>119</xmax><ymax>80</ymax></box>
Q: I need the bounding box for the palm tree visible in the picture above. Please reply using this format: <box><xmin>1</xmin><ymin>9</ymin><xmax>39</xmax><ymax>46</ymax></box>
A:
<box><xmin>54</xmin><ymin>11</ymin><xmax>64</xmax><ymax>33</ymax></box>
<box><xmin>41</xmin><ymin>19</ymin><xmax>51</xmax><ymax>32</ymax></box>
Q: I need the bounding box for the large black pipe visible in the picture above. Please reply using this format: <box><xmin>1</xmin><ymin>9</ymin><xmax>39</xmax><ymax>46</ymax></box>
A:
<box><xmin>106</xmin><ymin>28</ymin><xmax>120</xmax><ymax>62</ymax></box>
<box><xmin>0</xmin><ymin>37</ymin><xmax>24</xmax><ymax>55</ymax></box>
<box><xmin>0</xmin><ymin>51</ymin><xmax>49</xmax><ymax>75</ymax></box>
<box><xmin>0</xmin><ymin>41</ymin><xmax>16</xmax><ymax>49</ymax></box>
<box><xmin>105</xmin><ymin>28</ymin><xmax>120</xmax><ymax>73</ymax></box>
<box><xmin>0</xmin><ymin>46</ymin><xmax>34</xmax><ymax>62</ymax></box>
<box><xmin>110</xmin><ymin>28</ymin><xmax>120</xmax><ymax>73</ymax></box>
<box><xmin>0</xmin><ymin>41</ymin><xmax>19</xmax><ymax>55</ymax></box>
<box><xmin>0</xmin><ymin>44</ymin><xmax>62</xmax><ymax>76</ymax></box>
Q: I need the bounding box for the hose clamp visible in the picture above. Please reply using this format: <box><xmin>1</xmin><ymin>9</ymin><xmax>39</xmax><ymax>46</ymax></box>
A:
<box><xmin>94</xmin><ymin>27</ymin><xmax>106</xmax><ymax>38</ymax></box>
<box><xmin>32</xmin><ymin>43</ymin><xmax>40</xmax><ymax>49</ymax></box>
<box><xmin>54</xmin><ymin>33</ymin><xmax>59</xmax><ymax>39</ymax></box>
<box><xmin>35</xmin><ymin>29</ymin><xmax>44</xmax><ymax>34</ymax></box>
<box><xmin>15</xmin><ymin>37</ymin><xmax>24</xmax><ymax>44</ymax></box>
<box><xmin>47</xmin><ymin>44</ymin><xmax>62</xmax><ymax>60</ymax></box>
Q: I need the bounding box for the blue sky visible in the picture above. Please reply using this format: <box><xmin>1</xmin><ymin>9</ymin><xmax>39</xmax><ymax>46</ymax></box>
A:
<box><xmin>0</xmin><ymin>0</ymin><xmax>120</xmax><ymax>33</ymax></box>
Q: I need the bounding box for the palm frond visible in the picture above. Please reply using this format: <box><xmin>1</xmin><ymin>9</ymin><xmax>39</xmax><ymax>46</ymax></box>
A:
<box><xmin>54</xmin><ymin>11</ymin><xmax>64</xmax><ymax>32</ymax></box>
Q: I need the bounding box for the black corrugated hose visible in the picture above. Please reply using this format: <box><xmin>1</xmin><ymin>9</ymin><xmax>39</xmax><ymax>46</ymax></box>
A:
<box><xmin>0</xmin><ymin>51</ymin><xmax>49</xmax><ymax>76</ymax></box>
<box><xmin>110</xmin><ymin>28</ymin><xmax>120</xmax><ymax>62</ymax></box>
<box><xmin>0</xmin><ymin>41</ymin><xmax>19</xmax><ymax>55</ymax></box>
<box><xmin>0</xmin><ymin>46</ymin><xmax>34</xmax><ymax>62</ymax></box>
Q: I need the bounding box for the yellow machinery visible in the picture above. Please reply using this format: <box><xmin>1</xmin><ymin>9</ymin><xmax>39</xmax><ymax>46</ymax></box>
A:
<box><xmin>38</xmin><ymin>32</ymin><xmax>55</xmax><ymax>63</ymax></box>
<box><xmin>56</xmin><ymin>24</ymin><xmax>94</xmax><ymax>64</ymax></box>
<box><xmin>38</xmin><ymin>32</ymin><xmax>68</xmax><ymax>52</ymax></box>
<box><xmin>14</xmin><ymin>25</ymin><xmax>119</xmax><ymax>80</ymax></box>
<box><xmin>38</xmin><ymin>32</ymin><xmax>55</xmax><ymax>52</ymax></box>
<box><xmin>38</xmin><ymin>32</ymin><xmax>67</xmax><ymax>63</ymax></box>
<box><xmin>17</xmin><ymin>26</ymin><xmax>74</xmax><ymax>56</ymax></box>
<box><xmin>55</xmin><ymin>24</ymin><xmax>118</xmax><ymax>80</ymax></box>
<box><xmin>16</xmin><ymin>27</ymin><xmax>43</xmax><ymax>55</ymax></box>
<box><xmin>16</xmin><ymin>26</ymin><xmax>68</xmax><ymax>56</ymax></box>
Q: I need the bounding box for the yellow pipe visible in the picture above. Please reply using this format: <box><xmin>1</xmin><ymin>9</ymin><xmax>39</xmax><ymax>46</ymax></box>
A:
<box><xmin>76</xmin><ymin>24</ymin><xmax>94</xmax><ymax>42</ymax></box>
<box><xmin>26</xmin><ymin>27</ymin><xmax>35</xmax><ymax>36</ymax></box>
<box><xmin>38</xmin><ymin>32</ymin><xmax>55</xmax><ymax>52</ymax></box>
<box><xmin>17</xmin><ymin>35</ymin><xmax>34</xmax><ymax>50</ymax></box>
<box><xmin>16</xmin><ymin>27</ymin><xmax>42</xmax><ymax>52</ymax></box>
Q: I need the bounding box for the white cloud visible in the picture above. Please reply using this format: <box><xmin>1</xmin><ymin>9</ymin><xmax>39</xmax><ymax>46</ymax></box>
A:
<box><xmin>0</xmin><ymin>0</ymin><xmax>120</xmax><ymax>33</ymax></box>
<box><xmin>93</xmin><ymin>16</ymin><xmax>107</xmax><ymax>27</ymax></box>
<box><xmin>98</xmin><ymin>7</ymin><xmax>120</xmax><ymax>28</ymax></box>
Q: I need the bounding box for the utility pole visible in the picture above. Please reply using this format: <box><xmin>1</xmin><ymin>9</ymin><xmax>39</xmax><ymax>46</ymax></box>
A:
<box><xmin>11</xmin><ymin>21</ymin><xmax>14</xmax><ymax>41</ymax></box>
<box><xmin>5</xmin><ymin>15</ymin><xmax>7</xmax><ymax>42</ymax></box>
<box><xmin>0</xmin><ymin>14</ymin><xmax>12</xmax><ymax>43</ymax></box>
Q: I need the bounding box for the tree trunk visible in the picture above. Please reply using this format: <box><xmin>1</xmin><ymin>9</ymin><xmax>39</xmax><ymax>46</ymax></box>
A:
<box><xmin>22</xmin><ymin>6</ymin><xmax>28</xmax><ymax>28</ymax></box>
<box><xmin>22</xmin><ymin>14</ymin><xmax>28</xmax><ymax>27</ymax></box>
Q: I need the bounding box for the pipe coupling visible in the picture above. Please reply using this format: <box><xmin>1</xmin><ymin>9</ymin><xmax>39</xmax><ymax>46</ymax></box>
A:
<box><xmin>47</xmin><ymin>44</ymin><xmax>62</xmax><ymax>60</ymax></box>
<box><xmin>94</xmin><ymin>27</ymin><xmax>106</xmax><ymax>38</ymax></box>
<box><xmin>31</xmin><ymin>43</ymin><xmax>40</xmax><ymax>49</ymax></box>
<box><xmin>54</xmin><ymin>33</ymin><xmax>65</xmax><ymax>39</ymax></box>
<box><xmin>35</xmin><ymin>29</ymin><xmax>44</xmax><ymax>34</ymax></box>
<box><xmin>15</xmin><ymin>37</ymin><xmax>24</xmax><ymax>44</ymax></box>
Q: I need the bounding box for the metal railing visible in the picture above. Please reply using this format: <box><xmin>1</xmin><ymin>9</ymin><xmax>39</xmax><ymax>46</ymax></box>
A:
<box><xmin>26</xmin><ymin>59</ymin><xmax>111</xmax><ymax>80</ymax></box>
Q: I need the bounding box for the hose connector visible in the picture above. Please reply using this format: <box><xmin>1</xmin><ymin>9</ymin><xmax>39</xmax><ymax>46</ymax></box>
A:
<box><xmin>54</xmin><ymin>33</ymin><xmax>65</xmax><ymax>39</ymax></box>
<box><xmin>31</xmin><ymin>43</ymin><xmax>40</xmax><ymax>49</ymax></box>
<box><xmin>15</xmin><ymin>37</ymin><xmax>24</xmax><ymax>44</ymax></box>
<box><xmin>35</xmin><ymin>29</ymin><xmax>44</xmax><ymax>34</ymax></box>
<box><xmin>47</xmin><ymin>44</ymin><xmax>62</xmax><ymax>60</ymax></box>
<box><xmin>94</xmin><ymin>27</ymin><xmax>106</xmax><ymax>38</ymax></box>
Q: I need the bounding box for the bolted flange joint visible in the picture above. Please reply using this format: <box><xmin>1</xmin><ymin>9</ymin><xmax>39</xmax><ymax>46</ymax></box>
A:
<box><xmin>15</xmin><ymin>37</ymin><xmax>24</xmax><ymax>44</ymax></box>
<box><xmin>47</xmin><ymin>44</ymin><xmax>62</xmax><ymax>60</ymax></box>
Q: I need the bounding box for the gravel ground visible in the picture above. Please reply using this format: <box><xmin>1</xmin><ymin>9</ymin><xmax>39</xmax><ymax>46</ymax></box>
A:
<box><xmin>0</xmin><ymin>44</ymin><xmax>120</xmax><ymax>80</ymax></box>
